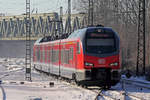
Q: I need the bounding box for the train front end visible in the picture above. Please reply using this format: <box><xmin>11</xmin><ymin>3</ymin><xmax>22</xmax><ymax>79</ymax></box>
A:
<box><xmin>82</xmin><ymin>27</ymin><xmax>120</xmax><ymax>86</ymax></box>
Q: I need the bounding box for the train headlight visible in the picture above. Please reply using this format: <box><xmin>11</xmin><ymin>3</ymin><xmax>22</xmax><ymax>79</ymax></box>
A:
<box><xmin>110</xmin><ymin>62</ymin><xmax>118</xmax><ymax>66</ymax></box>
<box><xmin>85</xmin><ymin>62</ymin><xmax>94</xmax><ymax>66</ymax></box>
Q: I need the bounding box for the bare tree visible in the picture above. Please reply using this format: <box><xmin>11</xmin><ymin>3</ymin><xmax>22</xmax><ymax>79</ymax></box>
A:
<box><xmin>73</xmin><ymin>0</ymin><xmax>150</xmax><ymax>74</ymax></box>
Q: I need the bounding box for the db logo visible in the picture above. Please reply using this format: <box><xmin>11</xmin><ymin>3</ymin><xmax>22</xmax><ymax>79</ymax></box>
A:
<box><xmin>98</xmin><ymin>59</ymin><xmax>105</xmax><ymax>64</ymax></box>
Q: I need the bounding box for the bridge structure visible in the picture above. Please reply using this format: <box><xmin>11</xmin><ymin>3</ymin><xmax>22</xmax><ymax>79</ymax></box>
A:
<box><xmin>0</xmin><ymin>12</ymin><xmax>87</xmax><ymax>40</ymax></box>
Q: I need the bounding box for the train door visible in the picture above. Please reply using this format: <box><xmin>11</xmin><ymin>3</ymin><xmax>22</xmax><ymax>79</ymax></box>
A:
<box><xmin>70</xmin><ymin>44</ymin><xmax>77</xmax><ymax>76</ymax></box>
<box><xmin>70</xmin><ymin>42</ymin><xmax>78</xmax><ymax>81</ymax></box>
<box><xmin>75</xmin><ymin>42</ymin><xmax>78</xmax><ymax>73</ymax></box>
<box><xmin>73</xmin><ymin>42</ymin><xmax>78</xmax><ymax>81</ymax></box>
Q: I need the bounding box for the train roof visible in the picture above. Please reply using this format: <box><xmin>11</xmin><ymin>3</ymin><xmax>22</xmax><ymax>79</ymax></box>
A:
<box><xmin>34</xmin><ymin>36</ymin><xmax>53</xmax><ymax>45</ymax></box>
<box><xmin>68</xmin><ymin>26</ymin><xmax>116</xmax><ymax>39</ymax></box>
<box><xmin>34</xmin><ymin>38</ymin><xmax>43</xmax><ymax>45</ymax></box>
<box><xmin>34</xmin><ymin>26</ymin><xmax>117</xmax><ymax>44</ymax></box>
<box><xmin>85</xmin><ymin>26</ymin><xmax>114</xmax><ymax>30</ymax></box>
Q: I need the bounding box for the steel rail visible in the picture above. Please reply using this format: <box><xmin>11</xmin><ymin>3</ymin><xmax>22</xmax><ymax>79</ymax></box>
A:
<box><xmin>0</xmin><ymin>85</ymin><xmax>6</xmax><ymax>100</ymax></box>
<box><xmin>121</xmin><ymin>78</ymin><xmax>150</xmax><ymax>89</ymax></box>
<box><xmin>34</xmin><ymin>67</ymin><xmax>146</xmax><ymax>100</ymax></box>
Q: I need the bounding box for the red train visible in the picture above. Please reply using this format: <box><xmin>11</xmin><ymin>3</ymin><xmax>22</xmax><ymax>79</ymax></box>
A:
<box><xmin>33</xmin><ymin>26</ymin><xmax>120</xmax><ymax>87</ymax></box>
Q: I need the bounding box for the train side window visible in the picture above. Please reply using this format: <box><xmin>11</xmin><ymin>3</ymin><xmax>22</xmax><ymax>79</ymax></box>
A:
<box><xmin>45</xmin><ymin>48</ymin><xmax>48</xmax><ymax>63</ymax></box>
<box><xmin>39</xmin><ymin>47</ymin><xmax>41</xmax><ymax>61</ymax></box>
<box><xmin>48</xmin><ymin>49</ymin><xmax>50</xmax><ymax>62</ymax></box>
<box><xmin>37</xmin><ymin>46</ymin><xmax>40</xmax><ymax>61</ymax></box>
<box><xmin>65</xmin><ymin>50</ymin><xmax>67</xmax><ymax>64</ymax></box>
<box><xmin>53</xmin><ymin>50</ymin><xmax>54</xmax><ymax>62</ymax></box>
<box><xmin>49</xmin><ymin>49</ymin><xmax>50</xmax><ymax>62</ymax></box>
<box><xmin>61</xmin><ymin>49</ymin><xmax>63</xmax><ymax>63</ymax></box>
<box><xmin>56</xmin><ymin>50</ymin><xmax>58</xmax><ymax>62</ymax></box>
<box><xmin>53</xmin><ymin>50</ymin><xmax>54</xmax><ymax>63</ymax></box>
<box><xmin>57</xmin><ymin>50</ymin><xmax>59</xmax><ymax>62</ymax></box>
<box><xmin>67</xmin><ymin>50</ymin><xmax>69</xmax><ymax>64</ymax></box>
<box><xmin>64</xmin><ymin>50</ymin><xmax>66</xmax><ymax>64</ymax></box>
<box><xmin>64</xmin><ymin>50</ymin><xmax>68</xmax><ymax>64</ymax></box>
<box><xmin>36</xmin><ymin>47</ymin><xmax>38</xmax><ymax>61</ymax></box>
<box><xmin>69</xmin><ymin>48</ymin><xmax>73</xmax><ymax>60</ymax></box>
<box><xmin>35</xmin><ymin>48</ymin><xmax>37</xmax><ymax>61</ymax></box>
<box><xmin>43</xmin><ymin>47</ymin><xmax>45</xmax><ymax>62</ymax></box>
<box><xmin>45</xmin><ymin>48</ymin><xmax>46</xmax><ymax>62</ymax></box>
<box><xmin>55</xmin><ymin>50</ymin><xmax>57</xmax><ymax>62</ymax></box>
<box><xmin>34</xmin><ymin>48</ymin><xmax>36</xmax><ymax>61</ymax></box>
<box><xmin>53</xmin><ymin>50</ymin><xmax>55</xmax><ymax>62</ymax></box>
<box><xmin>40</xmin><ymin>47</ymin><xmax>42</xmax><ymax>61</ymax></box>
<box><xmin>54</xmin><ymin>50</ymin><xmax>58</xmax><ymax>63</ymax></box>
<box><xmin>51</xmin><ymin>49</ymin><xmax>53</xmax><ymax>62</ymax></box>
<box><xmin>63</xmin><ymin>50</ymin><xmax>65</xmax><ymax>63</ymax></box>
<box><xmin>72</xmin><ymin>48</ymin><xmax>74</xmax><ymax>59</ymax></box>
<box><xmin>54</xmin><ymin>50</ymin><xmax>56</xmax><ymax>62</ymax></box>
<box><xmin>77</xmin><ymin>42</ymin><xmax>80</xmax><ymax>54</ymax></box>
<box><xmin>47</xmin><ymin>49</ymin><xmax>49</xmax><ymax>62</ymax></box>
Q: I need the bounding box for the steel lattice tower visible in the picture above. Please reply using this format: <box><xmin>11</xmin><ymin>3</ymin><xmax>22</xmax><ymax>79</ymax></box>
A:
<box><xmin>25</xmin><ymin>0</ymin><xmax>32</xmax><ymax>81</ymax></box>
<box><xmin>113</xmin><ymin>0</ymin><xmax>119</xmax><ymax>30</ymax></box>
<box><xmin>68</xmin><ymin>0</ymin><xmax>72</xmax><ymax>33</ymax></box>
<box><xmin>88</xmin><ymin>0</ymin><xmax>94</xmax><ymax>26</ymax></box>
<box><xmin>136</xmin><ymin>0</ymin><xmax>146</xmax><ymax>75</ymax></box>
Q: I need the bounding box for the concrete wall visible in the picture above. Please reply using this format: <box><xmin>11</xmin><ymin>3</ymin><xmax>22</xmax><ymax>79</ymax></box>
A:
<box><xmin>0</xmin><ymin>40</ymin><xmax>35</xmax><ymax>58</ymax></box>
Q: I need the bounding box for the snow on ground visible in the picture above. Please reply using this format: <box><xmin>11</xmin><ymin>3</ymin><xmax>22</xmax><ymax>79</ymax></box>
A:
<box><xmin>0</xmin><ymin>58</ymin><xmax>96</xmax><ymax>100</ymax></box>
<box><xmin>0</xmin><ymin>58</ymin><xmax>150</xmax><ymax>100</ymax></box>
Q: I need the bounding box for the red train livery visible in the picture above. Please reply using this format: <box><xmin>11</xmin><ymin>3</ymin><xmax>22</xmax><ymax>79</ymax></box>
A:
<box><xmin>33</xmin><ymin>26</ymin><xmax>120</xmax><ymax>87</ymax></box>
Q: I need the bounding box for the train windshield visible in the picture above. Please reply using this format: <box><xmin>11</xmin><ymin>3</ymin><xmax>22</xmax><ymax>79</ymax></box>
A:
<box><xmin>86</xmin><ymin>28</ymin><xmax>116</xmax><ymax>54</ymax></box>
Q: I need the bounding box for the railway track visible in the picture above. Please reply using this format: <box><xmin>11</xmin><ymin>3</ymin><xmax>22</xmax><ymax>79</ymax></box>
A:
<box><xmin>69</xmin><ymin>83</ymin><xmax>145</xmax><ymax>100</ymax></box>
<box><xmin>35</xmin><ymin>67</ymin><xmax>145</xmax><ymax>100</ymax></box>
<box><xmin>0</xmin><ymin>85</ymin><xmax>6</xmax><ymax>100</ymax></box>
<box><xmin>0</xmin><ymin>68</ymin><xmax>24</xmax><ymax>80</ymax></box>
<box><xmin>94</xmin><ymin>89</ymin><xmax>117</xmax><ymax>100</ymax></box>
<box><xmin>0</xmin><ymin>59</ymin><xmax>25</xmax><ymax>80</ymax></box>
<box><xmin>93</xmin><ymin>88</ymin><xmax>144</xmax><ymax>100</ymax></box>
<box><xmin>0</xmin><ymin>67</ymin><xmax>147</xmax><ymax>100</ymax></box>
<box><xmin>117</xmin><ymin>78</ymin><xmax>150</xmax><ymax>100</ymax></box>
<box><xmin>1</xmin><ymin>58</ymin><xmax>149</xmax><ymax>100</ymax></box>
<box><xmin>121</xmin><ymin>78</ymin><xmax>150</xmax><ymax>89</ymax></box>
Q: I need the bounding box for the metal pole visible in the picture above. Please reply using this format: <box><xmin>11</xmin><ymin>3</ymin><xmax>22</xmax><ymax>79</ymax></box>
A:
<box><xmin>143</xmin><ymin>0</ymin><xmax>146</xmax><ymax>75</ymax></box>
<box><xmin>113</xmin><ymin>0</ymin><xmax>119</xmax><ymax>30</ymax></box>
<box><xmin>136</xmin><ymin>0</ymin><xmax>146</xmax><ymax>75</ymax></box>
<box><xmin>60</xmin><ymin>6</ymin><xmax>63</xmax><ymax>22</ymax></box>
<box><xmin>88</xmin><ymin>0</ymin><xmax>94</xmax><ymax>26</ymax></box>
<box><xmin>88</xmin><ymin>0</ymin><xmax>90</xmax><ymax>26</ymax></box>
<box><xmin>60</xmin><ymin>6</ymin><xmax>63</xmax><ymax>37</ymax></box>
<box><xmin>25</xmin><ymin>0</ymin><xmax>32</xmax><ymax>81</ymax></box>
<box><xmin>91</xmin><ymin>0</ymin><xmax>94</xmax><ymax>26</ymax></box>
<box><xmin>68</xmin><ymin>0</ymin><xmax>71</xmax><ymax>34</ymax></box>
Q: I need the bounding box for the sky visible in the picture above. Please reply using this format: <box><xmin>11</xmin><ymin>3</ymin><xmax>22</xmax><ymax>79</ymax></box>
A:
<box><xmin>0</xmin><ymin>0</ymin><xmax>76</xmax><ymax>15</ymax></box>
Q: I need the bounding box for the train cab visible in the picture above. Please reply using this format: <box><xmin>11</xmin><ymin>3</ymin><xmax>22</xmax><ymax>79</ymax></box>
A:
<box><xmin>68</xmin><ymin>27</ymin><xmax>120</xmax><ymax>86</ymax></box>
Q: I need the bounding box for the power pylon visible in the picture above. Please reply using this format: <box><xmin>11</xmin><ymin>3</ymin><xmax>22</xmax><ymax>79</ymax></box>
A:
<box><xmin>136</xmin><ymin>0</ymin><xmax>146</xmax><ymax>75</ymax></box>
<box><xmin>68</xmin><ymin>0</ymin><xmax>72</xmax><ymax>33</ymax></box>
<box><xmin>25</xmin><ymin>0</ymin><xmax>32</xmax><ymax>81</ymax></box>
<box><xmin>88</xmin><ymin>0</ymin><xmax>94</xmax><ymax>26</ymax></box>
